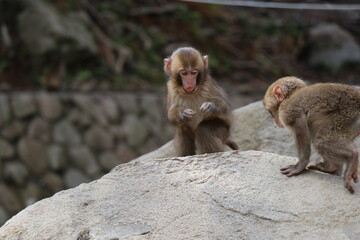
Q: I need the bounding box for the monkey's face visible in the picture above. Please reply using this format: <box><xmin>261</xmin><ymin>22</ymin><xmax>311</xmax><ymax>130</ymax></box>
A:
<box><xmin>263</xmin><ymin>90</ymin><xmax>284</xmax><ymax>128</ymax></box>
<box><xmin>164</xmin><ymin>47</ymin><xmax>208</xmax><ymax>94</ymax></box>
<box><xmin>266</xmin><ymin>107</ymin><xmax>283</xmax><ymax>128</ymax></box>
<box><xmin>270</xmin><ymin>110</ymin><xmax>284</xmax><ymax>128</ymax></box>
<box><xmin>177</xmin><ymin>69</ymin><xmax>199</xmax><ymax>93</ymax></box>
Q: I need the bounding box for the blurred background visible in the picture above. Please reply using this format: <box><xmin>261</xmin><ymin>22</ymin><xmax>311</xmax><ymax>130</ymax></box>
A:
<box><xmin>0</xmin><ymin>0</ymin><xmax>359</xmax><ymax>225</ymax></box>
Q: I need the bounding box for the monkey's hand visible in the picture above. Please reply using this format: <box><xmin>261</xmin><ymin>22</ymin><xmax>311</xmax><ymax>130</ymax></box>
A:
<box><xmin>280</xmin><ymin>163</ymin><xmax>306</xmax><ymax>177</ymax></box>
<box><xmin>180</xmin><ymin>108</ymin><xmax>196</xmax><ymax>121</ymax></box>
<box><xmin>200</xmin><ymin>102</ymin><xmax>216</xmax><ymax>115</ymax></box>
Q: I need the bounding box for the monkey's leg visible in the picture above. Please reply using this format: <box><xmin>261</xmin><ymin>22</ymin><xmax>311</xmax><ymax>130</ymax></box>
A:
<box><xmin>308</xmin><ymin>160</ymin><xmax>341</xmax><ymax>174</ymax></box>
<box><xmin>174</xmin><ymin>126</ymin><xmax>195</xmax><ymax>156</ymax></box>
<box><xmin>195</xmin><ymin>119</ymin><xmax>229</xmax><ymax>154</ymax></box>
<box><xmin>343</xmin><ymin>150</ymin><xmax>358</xmax><ymax>193</ymax></box>
<box><xmin>316</xmin><ymin>141</ymin><xmax>358</xmax><ymax>193</ymax></box>
<box><xmin>281</xmin><ymin>115</ymin><xmax>311</xmax><ymax>177</ymax></box>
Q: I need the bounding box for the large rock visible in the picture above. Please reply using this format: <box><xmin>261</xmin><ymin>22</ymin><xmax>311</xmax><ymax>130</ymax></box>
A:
<box><xmin>302</xmin><ymin>23</ymin><xmax>360</xmax><ymax>71</ymax></box>
<box><xmin>1</xmin><ymin>151</ymin><xmax>360</xmax><ymax>239</ymax></box>
<box><xmin>1</xmin><ymin>100</ymin><xmax>360</xmax><ymax>239</ymax></box>
<box><xmin>134</xmin><ymin>101</ymin><xmax>289</xmax><ymax>161</ymax></box>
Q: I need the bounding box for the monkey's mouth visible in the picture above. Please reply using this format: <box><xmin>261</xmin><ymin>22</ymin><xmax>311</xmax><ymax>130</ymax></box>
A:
<box><xmin>184</xmin><ymin>86</ymin><xmax>198</xmax><ymax>93</ymax></box>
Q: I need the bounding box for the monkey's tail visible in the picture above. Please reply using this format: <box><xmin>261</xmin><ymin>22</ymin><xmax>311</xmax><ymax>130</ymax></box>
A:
<box><xmin>226</xmin><ymin>140</ymin><xmax>239</xmax><ymax>150</ymax></box>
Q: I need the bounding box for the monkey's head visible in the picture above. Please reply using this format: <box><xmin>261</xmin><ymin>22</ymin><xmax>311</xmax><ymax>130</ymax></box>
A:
<box><xmin>164</xmin><ymin>47</ymin><xmax>208</xmax><ymax>93</ymax></box>
<box><xmin>263</xmin><ymin>76</ymin><xmax>307</xmax><ymax>127</ymax></box>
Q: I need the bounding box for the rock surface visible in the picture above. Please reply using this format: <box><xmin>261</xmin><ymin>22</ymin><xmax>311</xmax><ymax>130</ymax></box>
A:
<box><xmin>1</xmin><ymin>100</ymin><xmax>360</xmax><ymax>239</ymax></box>
<box><xmin>1</xmin><ymin>150</ymin><xmax>360</xmax><ymax>240</ymax></box>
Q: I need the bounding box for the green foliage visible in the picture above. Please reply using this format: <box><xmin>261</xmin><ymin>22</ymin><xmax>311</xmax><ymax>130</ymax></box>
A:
<box><xmin>2</xmin><ymin>0</ymin><xmax>358</xmax><ymax>89</ymax></box>
<box><xmin>0</xmin><ymin>61</ymin><xmax>7</xmax><ymax>73</ymax></box>
<box><xmin>75</xmin><ymin>70</ymin><xmax>92</xmax><ymax>81</ymax></box>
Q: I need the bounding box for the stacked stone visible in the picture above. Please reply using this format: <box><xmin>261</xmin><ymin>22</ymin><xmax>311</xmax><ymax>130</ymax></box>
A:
<box><xmin>0</xmin><ymin>91</ymin><xmax>174</xmax><ymax>225</ymax></box>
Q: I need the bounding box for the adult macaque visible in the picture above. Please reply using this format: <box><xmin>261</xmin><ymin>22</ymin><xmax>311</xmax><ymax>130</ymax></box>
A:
<box><xmin>263</xmin><ymin>76</ymin><xmax>360</xmax><ymax>193</ymax></box>
<box><xmin>164</xmin><ymin>47</ymin><xmax>238</xmax><ymax>156</ymax></box>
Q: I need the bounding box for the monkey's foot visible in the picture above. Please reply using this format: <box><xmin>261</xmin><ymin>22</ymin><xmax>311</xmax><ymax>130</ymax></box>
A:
<box><xmin>280</xmin><ymin>164</ymin><xmax>306</xmax><ymax>177</ymax></box>
<box><xmin>344</xmin><ymin>150</ymin><xmax>359</xmax><ymax>193</ymax></box>
<box><xmin>344</xmin><ymin>169</ymin><xmax>358</xmax><ymax>194</ymax></box>
<box><xmin>307</xmin><ymin>162</ymin><xmax>339</xmax><ymax>174</ymax></box>
<box><xmin>344</xmin><ymin>179</ymin><xmax>355</xmax><ymax>194</ymax></box>
<box><xmin>352</xmin><ymin>171</ymin><xmax>359</xmax><ymax>183</ymax></box>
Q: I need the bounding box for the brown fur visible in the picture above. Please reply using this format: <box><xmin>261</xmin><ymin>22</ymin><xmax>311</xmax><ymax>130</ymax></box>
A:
<box><xmin>165</xmin><ymin>47</ymin><xmax>238</xmax><ymax>156</ymax></box>
<box><xmin>264</xmin><ymin>76</ymin><xmax>360</xmax><ymax>193</ymax></box>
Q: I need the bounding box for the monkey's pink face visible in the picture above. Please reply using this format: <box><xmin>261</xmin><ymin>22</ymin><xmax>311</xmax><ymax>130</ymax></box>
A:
<box><xmin>264</xmin><ymin>96</ymin><xmax>284</xmax><ymax>128</ymax></box>
<box><xmin>265</xmin><ymin>109</ymin><xmax>283</xmax><ymax>128</ymax></box>
<box><xmin>179</xmin><ymin>70</ymin><xmax>198</xmax><ymax>93</ymax></box>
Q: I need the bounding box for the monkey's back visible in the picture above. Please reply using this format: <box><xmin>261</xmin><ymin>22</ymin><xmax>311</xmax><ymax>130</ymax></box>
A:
<box><xmin>290</xmin><ymin>83</ymin><xmax>360</xmax><ymax>113</ymax></box>
<box><xmin>283</xmin><ymin>83</ymin><xmax>360</xmax><ymax>139</ymax></box>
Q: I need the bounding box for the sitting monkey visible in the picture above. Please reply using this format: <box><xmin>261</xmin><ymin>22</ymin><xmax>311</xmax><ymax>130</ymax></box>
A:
<box><xmin>164</xmin><ymin>47</ymin><xmax>238</xmax><ymax>156</ymax></box>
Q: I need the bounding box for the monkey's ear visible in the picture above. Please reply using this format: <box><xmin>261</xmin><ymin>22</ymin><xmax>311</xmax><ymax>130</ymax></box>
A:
<box><xmin>164</xmin><ymin>58</ymin><xmax>171</xmax><ymax>73</ymax></box>
<box><xmin>203</xmin><ymin>55</ymin><xmax>208</xmax><ymax>69</ymax></box>
<box><xmin>273</xmin><ymin>86</ymin><xmax>285</xmax><ymax>102</ymax></box>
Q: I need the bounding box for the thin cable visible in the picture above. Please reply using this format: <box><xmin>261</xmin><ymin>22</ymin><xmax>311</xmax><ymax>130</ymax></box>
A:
<box><xmin>180</xmin><ymin>0</ymin><xmax>360</xmax><ymax>11</ymax></box>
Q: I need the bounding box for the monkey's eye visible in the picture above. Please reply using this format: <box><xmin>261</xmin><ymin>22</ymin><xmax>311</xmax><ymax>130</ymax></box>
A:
<box><xmin>179</xmin><ymin>70</ymin><xmax>198</xmax><ymax>77</ymax></box>
<box><xmin>179</xmin><ymin>71</ymin><xmax>188</xmax><ymax>77</ymax></box>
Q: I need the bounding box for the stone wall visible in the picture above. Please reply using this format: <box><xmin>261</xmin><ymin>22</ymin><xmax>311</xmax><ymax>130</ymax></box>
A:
<box><xmin>0</xmin><ymin>90</ymin><xmax>175</xmax><ymax>224</ymax></box>
<box><xmin>0</xmin><ymin>89</ymin><xmax>262</xmax><ymax>225</ymax></box>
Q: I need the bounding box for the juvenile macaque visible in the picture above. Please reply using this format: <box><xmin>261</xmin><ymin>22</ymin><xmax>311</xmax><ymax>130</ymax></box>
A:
<box><xmin>263</xmin><ymin>76</ymin><xmax>360</xmax><ymax>193</ymax></box>
<box><xmin>164</xmin><ymin>47</ymin><xmax>238</xmax><ymax>156</ymax></box>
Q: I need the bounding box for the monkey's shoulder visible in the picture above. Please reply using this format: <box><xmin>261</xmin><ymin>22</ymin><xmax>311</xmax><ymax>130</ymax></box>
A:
<box><xmin>281</xmin><ymin>84</ymin><xmax>360</xmax><ymax>119</ymax></box>
<box><xmin>290</xmin><ymin>84</ymin><xmax>358</xmax><ymax>103</ymax></box>
<box><xmin>299</xmin><ymin>83</ymin><xmax>359</xmax><ymax>96</ymax></box>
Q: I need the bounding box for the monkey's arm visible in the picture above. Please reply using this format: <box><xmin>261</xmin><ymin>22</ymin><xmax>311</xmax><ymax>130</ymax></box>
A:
<box><xmin>281</xmin><ymin>114</ymin><xmax>311</xmax><ymax>176</ymax></box>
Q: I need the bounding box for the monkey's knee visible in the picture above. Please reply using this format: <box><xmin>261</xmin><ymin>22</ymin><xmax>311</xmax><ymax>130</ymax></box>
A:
<box><xmin>196</xmin><ymin>136</ymin><xmax>224</xmax><ymax>154</ymax></box>
<box><xmin>196</xmin><ymin>119</ymin><xmax>229</xmax><ymax>139</ymax></box>
<box><xmin>195</xmin><ymin>120</ymin><xmax>228</xmax><ymax>154</ymax></box>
